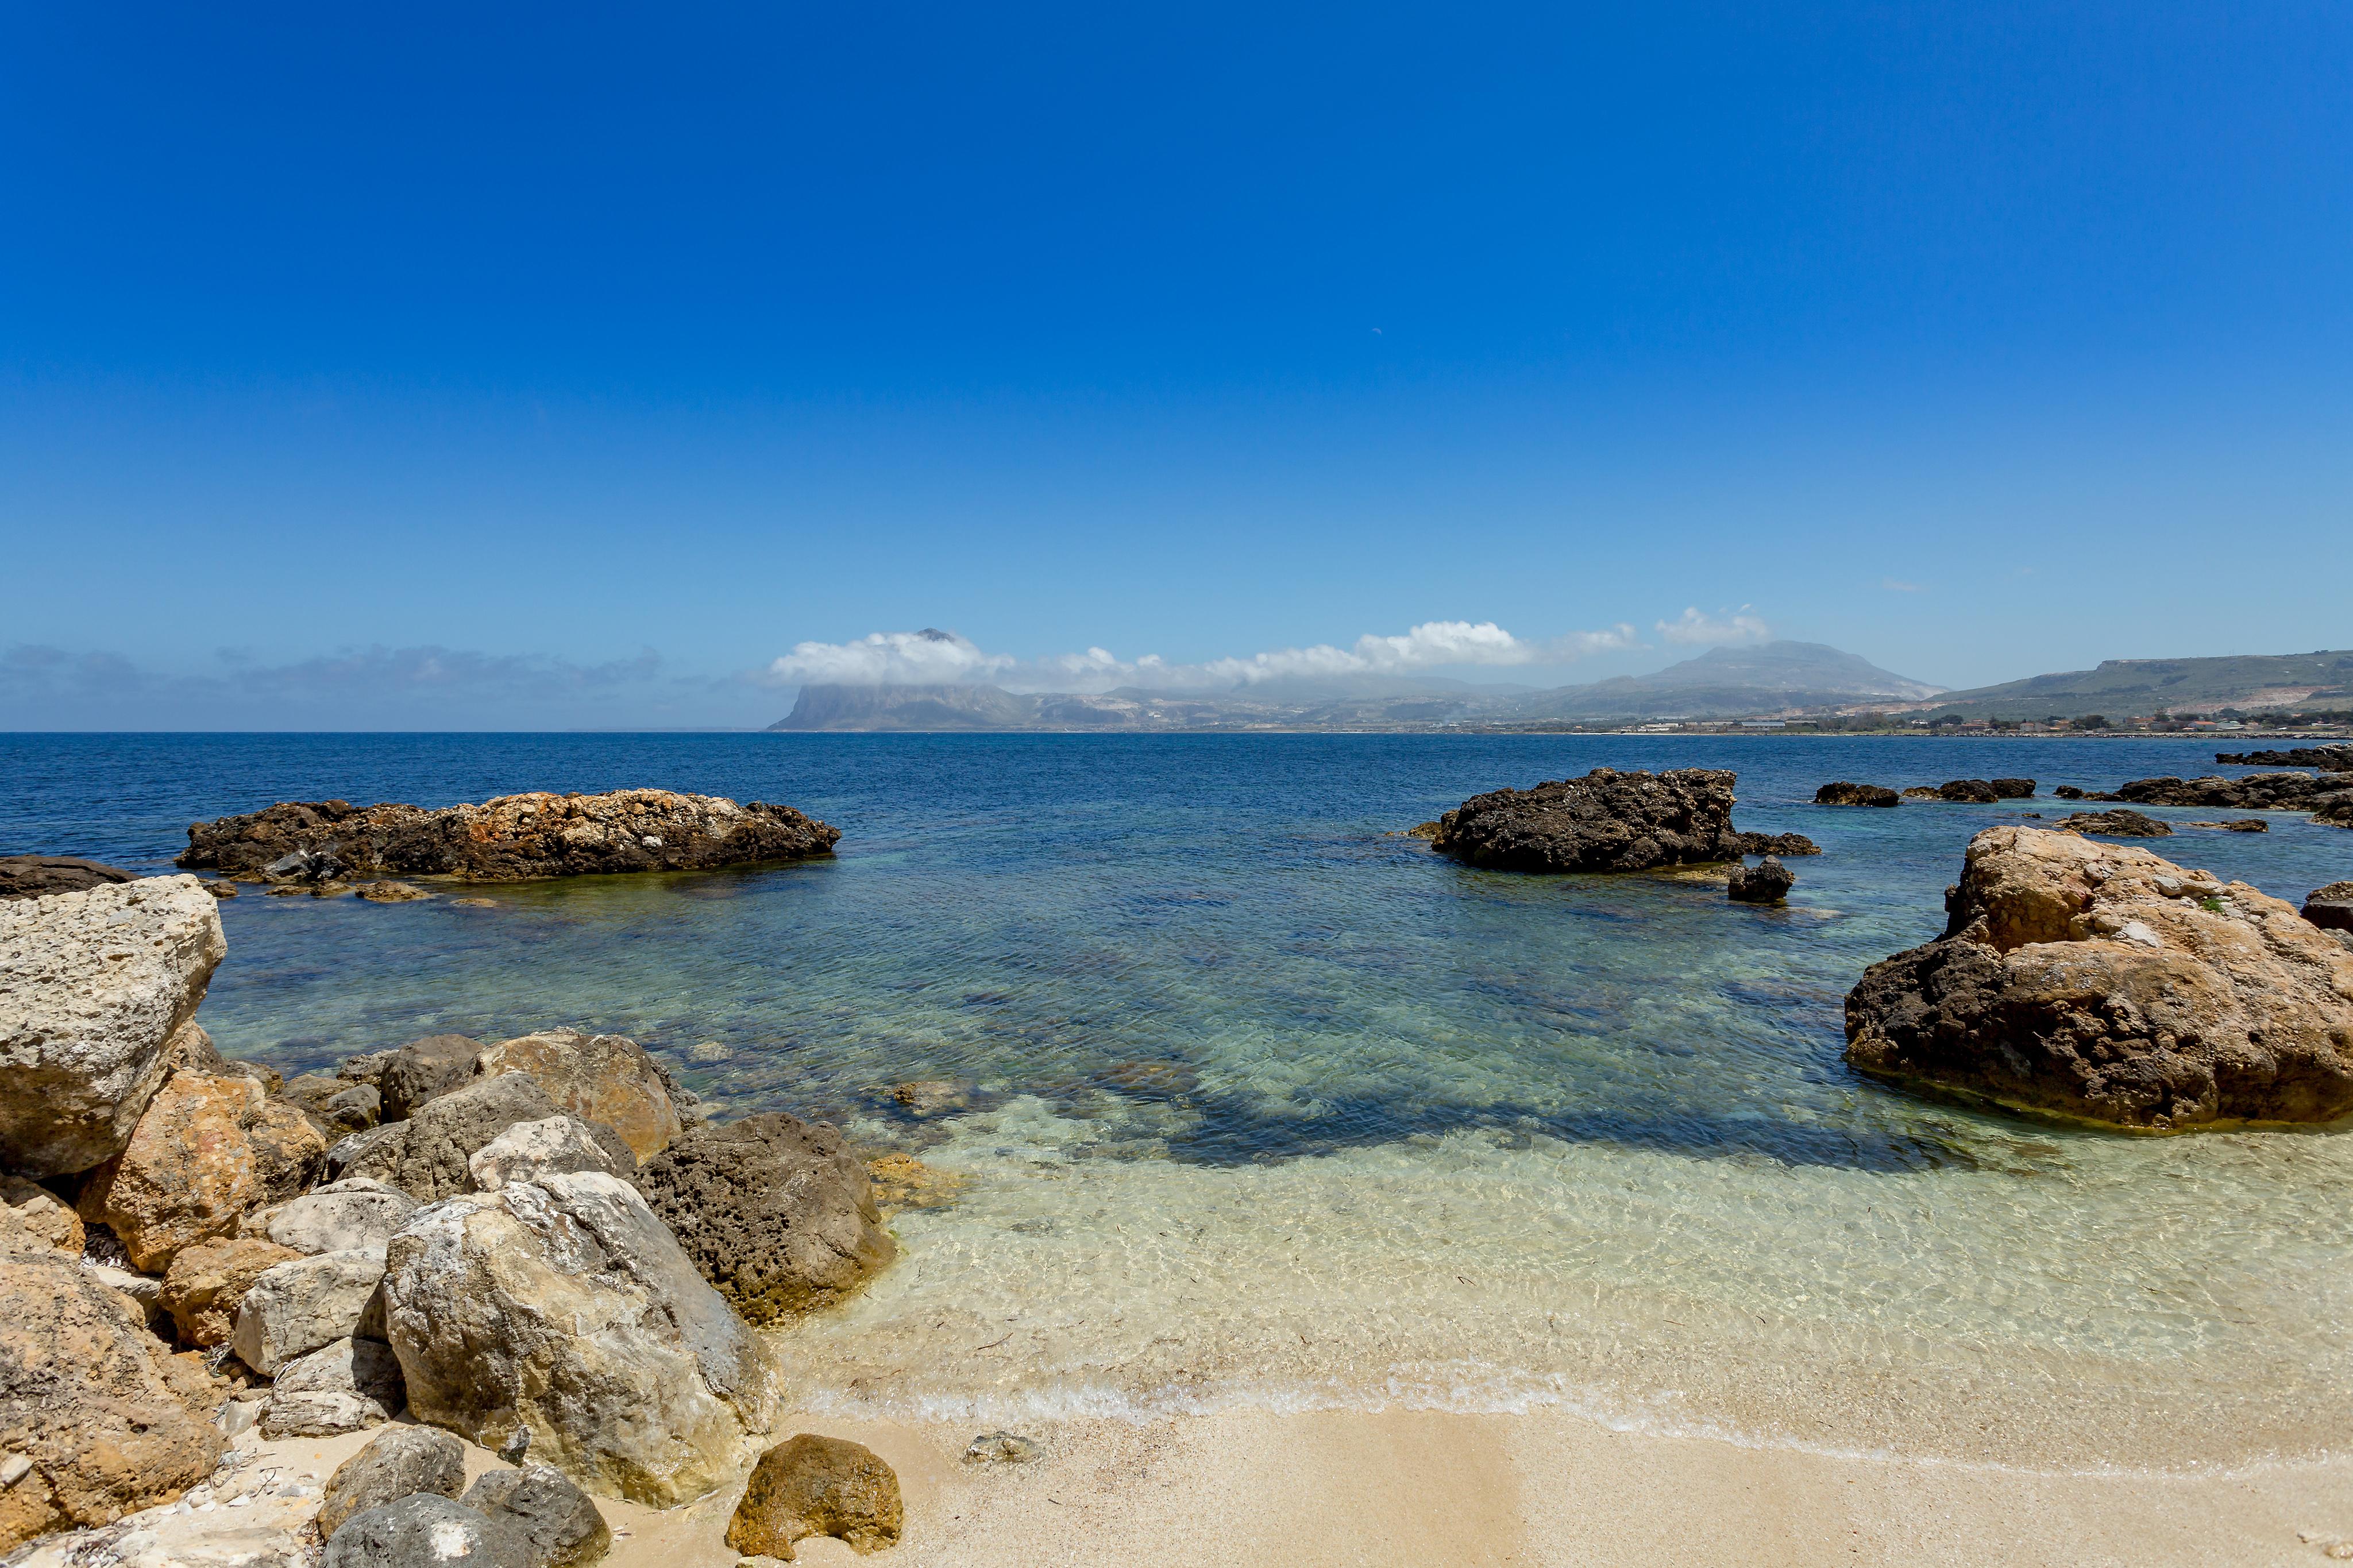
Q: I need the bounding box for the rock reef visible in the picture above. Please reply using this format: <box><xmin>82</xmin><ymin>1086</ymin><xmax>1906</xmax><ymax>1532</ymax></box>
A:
<box><xmin>2089</xmin><ymin>772</ymin><xmax>2353</xmax><ymax>824</ymax></box>
<box><xmin>0</xmin><ymin>858</ymin><xmax>136</xmax><ymax>902</ymax></box>
<box><xmin>1815</xmin><ymin>782</ymin><xmax>1898</xmax><ymax>807</ymax></box>
<box><xmin>2215</xmin><ymin>744</ymin><xmax>2353</xmax><ymax>770</ymax></box>
<box><xmin>177</xmin><ymin>789</ymin><xmax>839</xmax><ymax>883</ymax></box>
<box><xmin>1428</xmin><ymin>768</ymin><xmax>1815</xmax><ymax>873</ymax></box>
<box><xmin>1844</xmin><ymin>826</ymin><xmax>2353</xmax><ymax>1130</ymax></box>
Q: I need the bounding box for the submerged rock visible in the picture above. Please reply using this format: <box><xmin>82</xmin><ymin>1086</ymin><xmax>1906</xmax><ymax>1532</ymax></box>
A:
<box><xmin>1843</xmin><ymin>825</ymin><xmax>2353</xmax><ymax>1130</ymax></box>
<box><xmin>1428</xmin><ymin>768</ymin><xmax>1807</xmax><ymax>873</ymax></box>
<box><xmin>380</xmin><ymin>1170</ymin><xmax>783</xmax><ymax>1505</ymax></box>
<box><xmin>76</xmin><ymin>1071</ymin><xmax>326</xmax><ymax>1271</ymax></box>
<box><xmin>2183</xmin><ymin>818</ymin><xmax>2269</xmax><ymax>832</ymax></box>
<box><xmin>635</xmin><ymin>1113</ymin><xmax>895</xmax><ymax>1325</ymax></box>
<box><xmin>318</xmin><ymin>1426</ymin><xmax>467</xmax><ymax>1539</ymax></box>
<box><xmin>1726</xmin><ymin>856</ymin><xmax>1795</xmax><ymax>904</ymax></box>
<box><xmin>963</xmin><ymin>1431</ymin><xmax>1044</xmax><ymax>1465</ymax></box>
<box><xmin>354</xmin><ymin>881</ymin><xmax>431</xmax><ymax>902</ymax></box>
<box><xmin>0</xmin><ymin>858</ymin><xmax>136</xmax><ymax>902</ymax></box>
<box><xmin>724</xmin><ymin>1435</ymin><xmax>902</xmax><ymax>1560</ymax></box>
<box><xmin>2051</xmin><ymin>809</ymin><xmax>2172</xmax><ymax>837</ymax></box>
<box><xmin>0</xmin><ymin>877</ymin><xmax>226</xmax><ymax>1177</ymax></box>
<box><xmin>1814</xmin><ymin>782</ymin><xmax>1898</xmax><ymax>807</ymax></box>
<box><xmin>178</xmin><ymin>789</ymin><xmax>839</xmax><ymax>882</ymax></box>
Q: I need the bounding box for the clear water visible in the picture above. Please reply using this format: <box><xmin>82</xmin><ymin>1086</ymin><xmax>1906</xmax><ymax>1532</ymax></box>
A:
<box><xmin>7</xmin><ymin>732</ymin><xmax>2350</xmax><ymax>1468</ymax></box>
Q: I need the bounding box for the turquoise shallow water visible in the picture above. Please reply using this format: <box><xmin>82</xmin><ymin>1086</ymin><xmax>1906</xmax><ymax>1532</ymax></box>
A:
<box><xmin>7</xmin><ymin>732</ymin><xmax>2351</xmax><ymax>1465</ymax></box>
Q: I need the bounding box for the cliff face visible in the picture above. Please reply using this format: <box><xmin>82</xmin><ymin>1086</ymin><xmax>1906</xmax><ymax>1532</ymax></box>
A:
<box><xmin>768</xmin><ymin>684</ymin><xmax>1039</xmax><ymax>732</ymax></box>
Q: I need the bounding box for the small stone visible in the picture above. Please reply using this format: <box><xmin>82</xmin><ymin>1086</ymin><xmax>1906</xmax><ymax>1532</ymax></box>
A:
<box><xmin>0</xmin><ymin>1455</ymin><xmax>32</xmax><ymax>1487</ymax></box>
<box><xmin>499</xmin><ymin>1428</ymin><xmax>532</xmax><ymax>1465</ymax></box>
<box><xmin>318</xmin><ymin>1425</ymin><xmax>467</xmax><ymax>1538</ymax></box>
<box><xmin>324</xmin><ymin>1494</ymin><xmax>533</xmax><ymax>1568</ymax></box>
<box><xmin>356</xmin><ymin>881</ymin><xmax>432</xmax><ymax>902</ymax></box>
<box><xmin>724</xmin><ymin>1435</ymin><xmax>902</xmax><ymax>1559</ymax></box>
<box><xmin>461</xmin><ymin>1465</ymin><xmax>612</xmax><ymax>1568</ymax></box>
<box><xmin>963</xmin><ymin>1431</ymin><xmax>1043</xmax><ymax>1464</ymax></box>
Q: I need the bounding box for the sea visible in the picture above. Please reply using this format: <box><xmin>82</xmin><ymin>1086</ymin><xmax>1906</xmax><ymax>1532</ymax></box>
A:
<box><xmin>6</xmin><ymin>732</ymin><xmax>2349</xmax><ymax>1470</ymax></box>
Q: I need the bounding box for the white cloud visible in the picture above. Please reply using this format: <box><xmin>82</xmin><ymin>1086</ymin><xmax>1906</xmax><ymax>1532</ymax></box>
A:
<box><xmin>760</xmin><ymin>619</ymin><xmax>1645</xmax><ymax>694</ymax></box>
<box><xmin>1656</xmin><ymin>606</ymin><xmax>1771</xmax><ymax>646</ymax></box>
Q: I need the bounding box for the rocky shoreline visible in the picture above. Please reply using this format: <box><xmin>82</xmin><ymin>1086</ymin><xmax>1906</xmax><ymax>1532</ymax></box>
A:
<box><xmin>1425</xmin><ymin>768</ymin><xmax>1818</xmax><ymax>874</ymax></box>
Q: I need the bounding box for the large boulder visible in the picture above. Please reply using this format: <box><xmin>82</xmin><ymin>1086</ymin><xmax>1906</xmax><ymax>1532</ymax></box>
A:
<box><xmin>635</xmin><ymin>1114</ymin><xmax>894</xmax><ymax>1324</ymax></box>
<box><xmin>724</xmin><ymin>1435</ymin><xmax>902</xmax><ymax>1559</ymax></box>
<box><xmin>468</xmin><ymin>1117</ymin><xmax>633</xmax><ymax>1191</ymax></box>
<box><xmin>77</xmin><ymin>1072</ymin><xmax>326</xmax><ymax>1271</ymax></box>
<box><xmin>323</xmin><ymin>1494</ymin><xmax>534</xmax><ymax>1568</ymax></box>
<box><xmin>159</xmin><ymin>1235</ymin><xmax>302</xmax><ymax>1346</ymax></box>
<box><xmin>260</xmin><ymin>1335</ymin><xmax>404</xmax><ymax>1437</ymax></box>
<box><xmin>2050</xmin><ymin>809</ymin><xmax>2172</xmax><ymax>837</ymax></box>
<box><xmin>230</xmin><ymin>1246</ymin><xmax>388</xmax><ymax>1374</ymax></box>
<box><xmin>1844</xmin><ymin>826</ymin><xmax>2353</xmax><ymax>1130</ymax></box>
<box><xmin>318</xmin><ymin>1426</ymin><xmax>466</xmax><ymax>1538</ymax></box>
<box><xmin>247</xmin><ymin>1178</ymin><xmax>419</xmax><ymax>1256</ymax></box>
<box><xmin>0</xmin><ymin>877</ymin><xmax>226</xmax><ymax>1176</ymax></box>
<box><xmin>472</xmin><ymin>1031</ymin><xmax>680</xmax><ymax>1160</ymax></box>
<box><xmin>0</xmin><ymin>1210</ymin><xmax>225</xmax><ymax>1552</ymax></box>
<box><xmin>380</xmin><ymin>1034</ymin><xmax>484</xmax><ymax>1121</ymax></box>
<box><xmin>0</xmin><ymin>858</ymin><xmax>136</xmax><ymax>902</ymax></box>
<box><xmin>1814</xmin><ymin>782</ymin><xmax>1898</xmax><ymax>807</ymax></box>
<box><xmin>337</xmin><ymin>1073</ymin><xmax>565</xmax><ymax>1201</ymax></box>
<box><xmin>460</xmin><ymin>1466</ymin><xmax>611</xmax><ymax>1568</ymax></box>
<box><xmin>1427</xmin><ymin>768</ymin><xmax>1808</xmax><ymax>873</ymax></box>
<box><xmin>380</xmin><ymin>1171</ymin><xmax>783</xmax><ymax>1506</ymax></box>
<box><xmin>177</xmin><ymin>790</ymin><xmax>839</xmax><ymax>882</ymax></box>
<box><xmin>1726</xmin><ymin>856</ymin><xmax>1794</xmax><ymax>905</ymax></box>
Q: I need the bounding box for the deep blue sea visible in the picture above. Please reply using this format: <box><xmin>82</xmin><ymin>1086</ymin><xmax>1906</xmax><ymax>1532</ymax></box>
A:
<box><xmin>7</xmin><ymin>732</ymin><xmax>2350</xmax><ymax>1465</ymax></box>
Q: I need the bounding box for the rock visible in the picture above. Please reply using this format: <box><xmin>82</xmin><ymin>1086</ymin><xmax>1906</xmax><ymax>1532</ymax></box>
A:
<box><xmin>636</xmin><ymin>1113</ymin><xmax>895</xmax><ymax>1325</ymax></box>
<box><xmin>866</xmin><ymin>1152</ymin><xmax>968</xmax><ymax>1214</ymax></box>
<box><xmin>1727</xmin><ymin>856</ymin><xmax>1795</xmax><ymax>904</ymax></box>
<box><xmin>2094</xmin><ymin>771</ymin><xmax>2353</xmax><ymax>815</ymax></box>
<box><xmin>1843</xmin><ymin>825</ymin><xmax>2353</xmax><ymax>1130</ymax></box>
<box><xmin>82</xmin><ymin>1261</ymin><xmax>175</xmax><ymax>1338</ymax></box>
<box><xmin>1731</xmin><ymin>830</ymin><xmax>1820</xmax><ymax>857</ymax></box>
<box><xmin>0</xmin><ymin>1212</ymin><xmax>224</xmax><ymax>1551</ymax></box>
<box><xmin>0</xmin><ymin>1177</ymin><xmax>82</xmax><ymax>1253</ymax></box>
<box><xmin>318</xmin><ymin>1425</ymin><xmax>467</xmax><ymax>1539</ymax></box>
<box><xmin>473</xmin><ymin>1030</ymin><xmax>680</xmax><ymax>1160</ymax></box>
<box><xmin>2053</xmin><ymin>785</ymin><xmax>2086</xmax><ymax>800</ymax></box>
<box><xmin>230</xmin><ymin>1246</ymin><xmax>387</xmax><ymax>1374</ymax></box>
<box><xmin>159</xmin><ymin>1236</ymin><xmax>301</xmax><ymax>1346</ymax></box>
<box><xmin>282</xmin><ymin>1074</ymin><xmax>383</xmax><ymax>1137</ymax></box>
<box><xmin>2305</xmin><ymin>882</ymin><xmax>2353</xmax><ymax>934</ymax></box>
<box><xmin>0</xmin><ymin>877</ymin><xmax>227</xmax><ymax>1176</ymax></box>
<box><xmin>461</xmin><ymin>1466</ymin><xmax>611</xmax><ymax>1568</ymax></box>
<box><xmin>354</xmin><ymin>882</ymin><xmax>431</xmax><ymax>902</ymax></box>
<box><xmin>381</xmin><ymin>1170</ymin><xmax>782</xmax><ymax>1505</ymax></box>
<box><xmin>2051</xmin><ymin>809</ymin><xmax>2173</xmax><ymax>837</ymax></box>
<box><xmin>260</xmin><ymin>1335</ymin><xmax>404</xmax><ymax>1436</ymax></box>
<box><xmin>1814</xmin><ymin>782</ymin><xmax>1898</xmax><ymax>807</ymax></box>
<box><xmin>889</xmin><ymin>1080</ymin><xmax>969</xmax><ymax>1117</ymax></box>
<box><xmin>203</xmin><ymin>879</ymin><xmax>237</xmax><ymax>898</ymax></box>
<box><xmin>380</xmin><ymin>1034</ymin><xmax>485</xmax><ymax>1122</ymax></box>
<box><xmin>247</xmin><ymin>1178</ymin><xmax>419</xmax><ymax>1256</ymax></box>
<box><xmin>341</xmin><ymin>1072</ymin><xmax>564</xmax><ymax>1202</ymax></box>
<box><xmin>323</xmin><ymin>1494</ymin><xmax>533</xmax><ymax>1568</ymax></box>
<box><xmin>2216</xmin><ymin>744</ymin><xmax>2353</xmax><ymax>770</ymax></box>
<box><xmin>724</xmin><ymin>1435</ymin><xmax>903</xmax><ymax>1560</ymax></box>
<box><xmin>326</xmin><ymin>1123</ymin><xmax>407</xmax><ymax>1183</ymax></box>
<box><xmin>76</xmin><ymin>1072</ymin><xmax>326</xmax><ymax>1272</ymax></box>
<box><xmin>467</xmin><ymin>1117</ymin><xmax>632</xmax><ymax>1191</ymax></box>
<box><xmin>1428</xmin><ymin>768</ymin><xmax>1795</xmax><ymax>873</ymax></box>
<box><xmin>260</xmin><ymin>848</ymin><xmax>346</xmax><ymax>885</ymax></box>
<box><xmin>1930</xmin><ymin>778</ymin><xmax>2000</xmax><ymax>803</ymax></box>
<box><xmin>963</xmin><ymin>1431</ymin><xmax>1043</xmax><ymax>1465</ymax></box>
<box><xmin>0</xmin><ymin>858</ymin><xmax>138</xmax><ymax>902</ymax></box>
<box><xmin>178</xmin><ymin>790</ymin><xmax>840</xmax><ymax>883</ymax></box>
<box><xmin>340</xmin><ymin>1051</ymin><xmax>399</xmax><ymax>1086</ymax></box>
<box><xmin>1990</xmin><ymin>778</ymin><xmax>2036</xmax><ymax>798</ymax></box>
<box><xmin>2182</xmin><ymin>818</ymin><xmax>2269</xmax><ymax>832</ymax></box>
<box><xmin>2319</xmin><ymin>796</ymin><xmax>2353</xmax><ymax>830</ymax></box>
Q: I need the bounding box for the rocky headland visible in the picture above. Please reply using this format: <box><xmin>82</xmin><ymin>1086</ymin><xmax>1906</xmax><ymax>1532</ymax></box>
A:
<box><xmin>1843</xmin><ymin>826</ymin><xmax>2353</xmax><ymax>1130</ymax></box>
<box><xmin>0</xmin><ymin>871</ymin><xmax>923</xmax><ymax>1563</ymax></box>
<box><xmin>176</xmin><ymin>789</ymin><xmax>840</xmax><ymax>883</ymax></box>
<box><xmin>1427</xmin><ymin>768</ymin><xmax>1816</xmax><ymax>873</ymax></box>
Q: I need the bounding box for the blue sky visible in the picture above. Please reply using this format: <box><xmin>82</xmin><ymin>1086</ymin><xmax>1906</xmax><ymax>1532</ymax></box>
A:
<box><xmin>3</xmin><ymin>3</ymin><xmax>2347</xmax><ymax>728</ymax></box>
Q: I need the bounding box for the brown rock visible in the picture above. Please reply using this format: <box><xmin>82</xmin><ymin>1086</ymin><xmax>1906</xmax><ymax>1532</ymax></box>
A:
<box><xmin>1814</xmin><ymin>782</ymin><xmax>1899</xmax><ymax>806</ymax></box>
<box><xmin>1726</xmin><ymin>856</ymin><xmax>1795</xmax><ymax>904</ymax></box>
<box><xmin>2305</xmin><ymin>881</ymin><xmax>2353</xmax><ymax>934</ymax></box>
<box><xmin>0</xmin><ymin>1209</ymin><xmax>225</xmax><ymax>1552</ymax></box>
<box><xmin>0</xmin><ymin>857</ymin><xmax>137</xmax><ymax>901</ymax></box>
<box><xmin>159</xmin><ymin>1235</ymin><xmax>302</xmax><ymax>1346</ymax></box>
<box><xmin>381</xmin><ymin>1034</ymin><xmax>486</xmax><ymax>1121</ymax></box>
<box><xmin>76</xmin><ymin>1072</ymin><xmax>327</xmax><ymax>1271</ymax></box>
<box><xmin>474</xmin><ymin>1030</ymin><xmax>681</xmax><ymax>1161</ymax></box>
<box><xmin>2051</xmin><ymin>809</ymin><xmax>2172</xmax><ymax>837</ymax></box>
<box><xmin>1844</xmin><ymin>826</ymin><xmax>2353</xmax><ymax>1130</ymax></box>
<box><xmin>0</xmin><ymin>1177</ymin><xmax>82</xmax><ymax>1254</ymax></box>
<box><xmin>355</xmin><ymin>881</ymin><xmax>432</xmax><ymax>902</ymax></box>
<box><xmin>724</xmin><ymin>1435</ymin><xmax>902</xmax><ymax>1560</ymax></box>
<box><xmin>866</xmin><ymin>1153</ymin><xmax>967</xmax><ymax>1214</ymax></box>
<box><xmin>1429</xmin><ymin>768</ymin><xmax>1803</xmax><ymax>873</ymax></box>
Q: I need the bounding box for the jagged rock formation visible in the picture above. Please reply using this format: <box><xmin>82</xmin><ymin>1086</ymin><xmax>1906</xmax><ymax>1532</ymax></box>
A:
<box><xmin>177</xmin><ymin>789</ymin><xmax>839</xmax><ymax>882</ymax></box>
<box><xmin>1727</xmin><ymin>857</ymin><xmax>1794</xmax><ymax>903</ymax></box>
<box><xmin>1428</xmin><ymin>768</ymin><xmax>1815</xmax><ymax>873</ymax></box>
<box><xmin>2216</xmin><ymin>744</ymin><xmax>2353</xmax><ymax>770</ymax></box>
<box><xmin>2050</xmin><ymin>809</ymin><xmax>2172</xmax><ymax>837</ymax></box>
<box><xmin>0</xmin><ymin>858</ymin><xmax>135</xmax><ymax>902</ymax></box>
<box><xmin>2091</xmin><ymin>773</ymin><xmax>2353</xmax><ymax>822</ymax></box>
<box><xmin>1844</xmin><ymin>826</ymin><xmax>2353</xmax><ymax>1130</ymax></box>
<box><xmin>1815</xmin><ymin>782</ymin><xmax>1899</xmax><ymax>806</ymax></box>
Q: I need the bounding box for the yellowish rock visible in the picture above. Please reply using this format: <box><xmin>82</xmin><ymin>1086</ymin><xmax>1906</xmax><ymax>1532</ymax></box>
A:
<box><xmin>724</xmin><ymin>1435</ymin><xmax>902</xmax><ymax>1560</ymax></box>
<box><xmin>77</xmin><ymin>1072</ymin><xmax>326</xmax><ymax>1271</ymax></box>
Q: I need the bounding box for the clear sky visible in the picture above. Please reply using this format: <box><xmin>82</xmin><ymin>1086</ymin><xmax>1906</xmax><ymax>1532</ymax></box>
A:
<box><xmin>3</xmin><ymin>3</ymin><xmax>2347</xmax><ymax>728</ymax></box>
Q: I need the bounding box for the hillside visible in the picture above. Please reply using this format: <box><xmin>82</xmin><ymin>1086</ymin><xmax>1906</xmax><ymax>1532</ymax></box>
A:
<box><xmin>1923</xmin><ymin>650</ymin><xmax>2353</xmax><ymax>721</ymax></box>
<box><xmin>1500</xmin><ymin>642</ymin><xmax>1942</xmax><ymax>721</ymax></box>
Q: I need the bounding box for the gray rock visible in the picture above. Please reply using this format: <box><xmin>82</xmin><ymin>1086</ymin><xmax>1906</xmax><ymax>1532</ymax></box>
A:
<box><xmin>0</xmin><ymin>855</ymin><xmax>137</xmax><ymax>901</ymax></box>
<box><xmin>323</xmin><ymin>1494</ymin><xmax>532</xmax><ymax>1568</ymax></box>
<box><xmin>230</xmin><ymin>1245</ymin><xmax>388</xmax><ymax>1373</ymax></box>
<box><xmin>318</xmin><ymin>1425</ymin><xmax>467</xmax><ymax>1539</ymax></box>
<box><xmin>250</xmin><ymin>1178</ymin><xmax>419</xmax><ymax>1255</ymax></box>
<box><xmin>341</xmin><ymin>1073</ymin><xmax>564</xmax><ymax>1200</ymax></box>
<box><xmin>466</xmin><ymin>1117</ymin><xmax>630</xmax><ymax>1191</ymax></box>
<box><xmin>283</xmin><ymin>1073</ymin><xmax>383</xmax><ymax>1137</ymax></box>
<box><xmin>461</xmin><ymin>1466</ymin><xmax>612</xmax><ymax>1568</ymax></box>
<box><xmin>339</xmin><ymin>1050</ymin><xmax>399</xmax><ymax>1086</ymax></box>
<box><xmin>1727</xmin><ymin>855</ymin><xmax>1795</xmax><ymax>904</ymax></box>
<box><xmin>964</xmin><ymin>1431</ymin><xmax>1044</xmax><ymax>1464</ymax></box>
<box><xmin>380</xmin><ymin>1034</ymin><xmax>485</xmax><ymax>1122</ymax></box>
<box><xmin>636</xmin><ymin>1113</ymin><xmax>893</xmax><ymax>1325</ymax></box>
<box><xmin>260</xmin><ymin>1335</ymin><xmax>405</xmax><ymax>1436</ymax></box>
<box><xmin>0</xmin><ymin>876</ymin><xmax>227</xmax><ymax>1175</ymax></box>
<box><xmin>381</xmin><ymin>1171</ymin><xmax>783</xmax><ymax>1506</ymax></box>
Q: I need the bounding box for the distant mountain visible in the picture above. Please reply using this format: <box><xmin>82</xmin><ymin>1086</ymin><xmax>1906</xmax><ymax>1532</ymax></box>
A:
<box><xmin>1499</xmin><ymin>642</ymin><xmax>1942</xmax><ymax>721</ymax></box>
<box><xmin>1922</xmin><ymin>650</ymin><xmax>2353</xmax><ymax>721</ymax></box>
<box><xmin>772</xmin><ymin>683</ymin><xmax>1039</xmax><ymax>731</ymax></box>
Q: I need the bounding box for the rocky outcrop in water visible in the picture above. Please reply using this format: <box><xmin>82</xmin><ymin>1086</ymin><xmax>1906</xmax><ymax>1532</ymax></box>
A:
<box><xmin>1428</xmin><ymin>768</ymin><xmax>1813</xmax><ymax>872</ymax></box>
<box><xmin>1815</xmin><ymin>782</ymin><xmax>1898</xmax><ymax>806</ymax></box>
<box><xmin>0</xmin><ymin>878</ymin><xmax>226</xmax><ymax>1176</ymax></box>
<box><xmin>1844</xmin><ymin>826</ymin><xmax>2353</xmax><ymax>1130</ymax></box>
<box><xmin>635</xmin><ymin>1113</ymin><xmax>895</xmax><ymax>1326</ymax></box>
<box><xmin>177</xmin><ymin>790</ymin><xmax>839</xmax><ymax>883</ymax></box>
<box><xmin>2050</xmin><ymin>809</ymin><xmax>2172</xmax><ymax>837</ymax></box>
<box><xmin>0</xmin><ymin>858</ymin><xmax>136</xmax><ymax>902</ymax></box>
<box><xmin>2090</xmin><ymin>773</ymin><xmax>2353</xmax><ymax>824</ymax></box>
<box><xmin>2216</xmin><ymin>744</ymin><xmax>2353</xmax><ymax>770</ymax></box>
<box><xmin>1727</xmin><ymin>856</ymin><xmax>1794</xmax><ymax>904</ymax></box>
